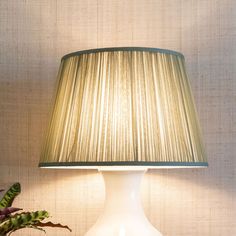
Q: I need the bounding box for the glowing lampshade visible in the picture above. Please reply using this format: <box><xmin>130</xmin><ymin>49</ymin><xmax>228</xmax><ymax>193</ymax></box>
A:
<box><xmin>39</xmin><ymin>47</ymin><xmax>207</xmax><ymax>168</ymax></box>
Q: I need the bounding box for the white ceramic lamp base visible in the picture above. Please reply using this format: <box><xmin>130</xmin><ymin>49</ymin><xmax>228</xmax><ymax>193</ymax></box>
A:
<box><xmin>85</xmin><ymin>170</ymin><xmax>162</xmax><ymax>236</ymax></box>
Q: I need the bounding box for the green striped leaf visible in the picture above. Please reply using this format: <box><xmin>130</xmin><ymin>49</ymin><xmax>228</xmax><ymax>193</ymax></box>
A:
<box><xmin>0</xmin><ymin>210</ymin><xmax>49</xmax><ymax>235</ymax></box>
<box><xmin>0</xmin><ymin>183</ymin><xmax>21</xmax><ymax>209</ymax></box>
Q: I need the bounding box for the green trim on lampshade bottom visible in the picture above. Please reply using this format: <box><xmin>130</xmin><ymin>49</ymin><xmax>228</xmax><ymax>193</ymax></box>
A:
<box><xmin>61</xmin><ymin>47</ymin><xmax>184</xmax><ymax>61</ymax></box>
<box><xmin>39</xmin><ymin>161</ymin><xmax>208</xmax><ymax>169</ymax></box>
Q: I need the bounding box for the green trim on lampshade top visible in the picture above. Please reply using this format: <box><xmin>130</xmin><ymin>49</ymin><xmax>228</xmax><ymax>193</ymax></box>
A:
<box><xmin>39</xmin><ymin>47</ymin><xmax>208</xmax><ymax>169</ymax></box>
<box><xmin>61</xmin><ymin>47</ymin><xmax>185</xmax><ymax>60</ymax></box>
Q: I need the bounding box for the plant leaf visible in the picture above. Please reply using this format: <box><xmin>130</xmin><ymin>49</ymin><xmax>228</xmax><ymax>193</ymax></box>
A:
<box><xmin>0</xmin><ymin>215</ymin><xmax>6</xmax><ymax>221</ymax></box>
<box><xmin>0</xmin><ymin>207</ymin><xmax>22</xmax><ymax>222</ymax></box>
<box><xmin>8</xmin><ymin>225</ymin><xmax>46</xmax><ymax>235</ymax></box>
<box><xmin>0</xmin><ymin>183</ymin><xmax>21</xmax><ymax>209</ymax></box>
<box><xmin>0</xmin><ymin>210</ymin><xmax>49</xmax><ymax>235</ymax></box>
<box><xmin>0</xmin><ymin>207</ymin><xmax>22</xmax><ymax>216</ymax></box>
<box><xmin>35</xmin><ymin>221</ymin><xmax>72</xmax><ymax>232</ymax></box>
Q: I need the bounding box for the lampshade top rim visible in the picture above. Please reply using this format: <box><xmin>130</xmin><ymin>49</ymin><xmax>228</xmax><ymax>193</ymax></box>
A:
<box><xmin>62</xmin><ymin>47</ymin><xmax>184</xmax><ymax>61</ymax></box>
<box><xmin>39</xmin><ymin>161</ymin><xmax>208</xmax><ymax>169</ymax></box>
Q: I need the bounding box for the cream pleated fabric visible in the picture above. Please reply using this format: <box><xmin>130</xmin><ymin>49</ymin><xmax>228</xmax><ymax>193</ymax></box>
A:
<box><xmin>39</xmin><ymin>48</ymin><xmax>207</xmax><ymax>168</ymax></box>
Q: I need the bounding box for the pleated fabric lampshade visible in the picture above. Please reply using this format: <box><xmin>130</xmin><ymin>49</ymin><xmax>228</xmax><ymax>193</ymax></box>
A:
<box><xmin>39</xmin><ymin>47</ymin><xmax>207</xmax><ymax>169</ymax></box>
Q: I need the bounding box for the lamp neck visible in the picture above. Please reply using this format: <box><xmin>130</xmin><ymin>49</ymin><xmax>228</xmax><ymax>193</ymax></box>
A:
<box><xmin>85</xmin><ymin>170</ymin><xmax>162</xmax><ymax>236</ymax></box>
<box><xmin>101</xmin><ymin>170</ymin><xmax>146</xmax><ymax>213</ymax></box>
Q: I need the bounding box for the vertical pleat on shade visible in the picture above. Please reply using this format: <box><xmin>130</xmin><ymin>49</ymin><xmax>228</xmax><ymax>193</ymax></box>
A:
<box><xmin>39</xmin><ymin>47</ymin><xmax>208</xmax><ymax>169</ymax></box>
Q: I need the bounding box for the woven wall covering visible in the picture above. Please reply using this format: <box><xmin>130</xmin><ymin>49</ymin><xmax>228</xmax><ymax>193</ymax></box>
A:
<box><xmin>0</xmin><ymin>0</ymin><xmax>235</xmax><ymax>235</ymax></box>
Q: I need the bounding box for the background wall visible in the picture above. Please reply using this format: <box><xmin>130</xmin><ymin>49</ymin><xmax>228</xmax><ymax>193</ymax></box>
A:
<box><xmin>0</xmin><ymin>0</ymin><xmax>235</xmax><ymax>235</ymax></box>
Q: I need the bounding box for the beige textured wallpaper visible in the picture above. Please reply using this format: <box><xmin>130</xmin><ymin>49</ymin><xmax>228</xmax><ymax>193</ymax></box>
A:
<box><xmin>0</xmin><ymin>0</ymin><xmax>235</xmax><ymax>235</ymax></box>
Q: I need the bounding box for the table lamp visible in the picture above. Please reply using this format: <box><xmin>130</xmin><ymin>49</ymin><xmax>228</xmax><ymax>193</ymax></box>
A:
<box><xmin>39</xmin><ymin>47</ymin><xmax>208</xmax><ymax>236</ymax></box>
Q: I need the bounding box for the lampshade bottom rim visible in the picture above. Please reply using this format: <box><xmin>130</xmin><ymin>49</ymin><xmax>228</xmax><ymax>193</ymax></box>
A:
<box><xmin>38</xmin><ymin>161</ymin><xmax>208</xmax><ymax>169</ymax></box>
